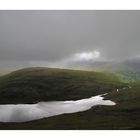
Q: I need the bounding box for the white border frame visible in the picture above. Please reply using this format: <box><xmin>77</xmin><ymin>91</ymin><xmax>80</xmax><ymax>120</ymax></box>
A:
<box><xmin>0</xmin><ymin>0</ymin><xmax>140</xmax><ymax>139</ymax></box>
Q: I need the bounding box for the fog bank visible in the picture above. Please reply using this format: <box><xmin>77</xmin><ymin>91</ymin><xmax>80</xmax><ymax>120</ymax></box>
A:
<box><xmin>0</xmin><ymin>95</ymin><xmax>115</xmax><ymax>122</ymax></box>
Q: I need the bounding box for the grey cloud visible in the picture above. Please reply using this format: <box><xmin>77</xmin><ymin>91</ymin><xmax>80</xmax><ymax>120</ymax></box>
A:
<box><xmin>0</xmin><ymin>10</ymin><xmax>140</xmax><ymax>68</ymax></box>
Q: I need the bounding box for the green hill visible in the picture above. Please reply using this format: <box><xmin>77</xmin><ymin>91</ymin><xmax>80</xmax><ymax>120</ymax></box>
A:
<box><xmin>70</xmin><ymin>59</ymin><xmax>140</xmax><ymax>83</ymax></box>
<box><xmin>0</xmin><ymin>67</ymin><xmax>125</xmax><ymax>104</ymax></box>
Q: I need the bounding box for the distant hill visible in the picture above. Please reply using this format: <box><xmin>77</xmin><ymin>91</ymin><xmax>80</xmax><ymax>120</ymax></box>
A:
<box><xmin>67</xmin><ymin>57</ymin><xmax>140</xmax><ymax>83</ymax></box>
<box><xmin>0</xmin><ymin>67</ymin><xmax>125</xmax><ymax>104</ymax></box>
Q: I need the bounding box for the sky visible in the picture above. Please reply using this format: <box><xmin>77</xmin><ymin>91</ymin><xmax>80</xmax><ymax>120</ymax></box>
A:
<box><xmin>0</xmin><ymin>10</ymin><xmax>140</xmax><ymax>68</ymax></box>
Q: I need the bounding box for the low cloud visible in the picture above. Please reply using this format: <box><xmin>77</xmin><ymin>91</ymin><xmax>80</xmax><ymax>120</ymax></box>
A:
<box><xmin>74</xmin><ymin>51</ymin><xmax>101</xmax><ymax>61</ymax></box>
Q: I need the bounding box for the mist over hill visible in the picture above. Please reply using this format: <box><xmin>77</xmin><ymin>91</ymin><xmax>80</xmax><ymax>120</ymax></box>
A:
<box><xmin>61</xmin><ymin>57</ymin><xmax>140</xmax><ymax>82</ymax></box>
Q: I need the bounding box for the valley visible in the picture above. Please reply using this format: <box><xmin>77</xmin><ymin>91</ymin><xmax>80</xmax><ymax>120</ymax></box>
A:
<box><xmin>0</xmin><ymin>67</ymin><xmax>139</xmax><ymax>129</ymax></box>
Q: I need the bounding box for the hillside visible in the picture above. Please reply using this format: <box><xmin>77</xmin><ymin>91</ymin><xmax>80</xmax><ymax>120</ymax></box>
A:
<box><xmin>70</xmin><ymin>59</ymin><xmax>140</xmax><ymax>83</ymax></box>
<box><xmin>0</xmin><ymin>67</ymin><xmax>125</xmax><ymax>104</ymax></box>
<box><xmin>0</xmin><ymin>81</ymin><xmax>139</xmax><ymax>130</ymax></box>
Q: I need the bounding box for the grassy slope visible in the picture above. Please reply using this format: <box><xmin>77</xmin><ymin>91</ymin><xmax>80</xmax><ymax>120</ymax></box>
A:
<box><xmin>0</xmin><ymin>67</ymin><xmax>125</xmax><ymax>104</ymax></box>
<box><xmin>95</xmin><ymin>63</ymin><xmax>140</xmax><ymax>83</ymax></box>
<box><xmin>0</xmin><ymin>81</ymin><xmax>139</xmax><ymax>130</ymax></box>
<box><xmin>78</xmin><ymin>62</ymin><xmax>140</xmax><ymax>83</ymax></box>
